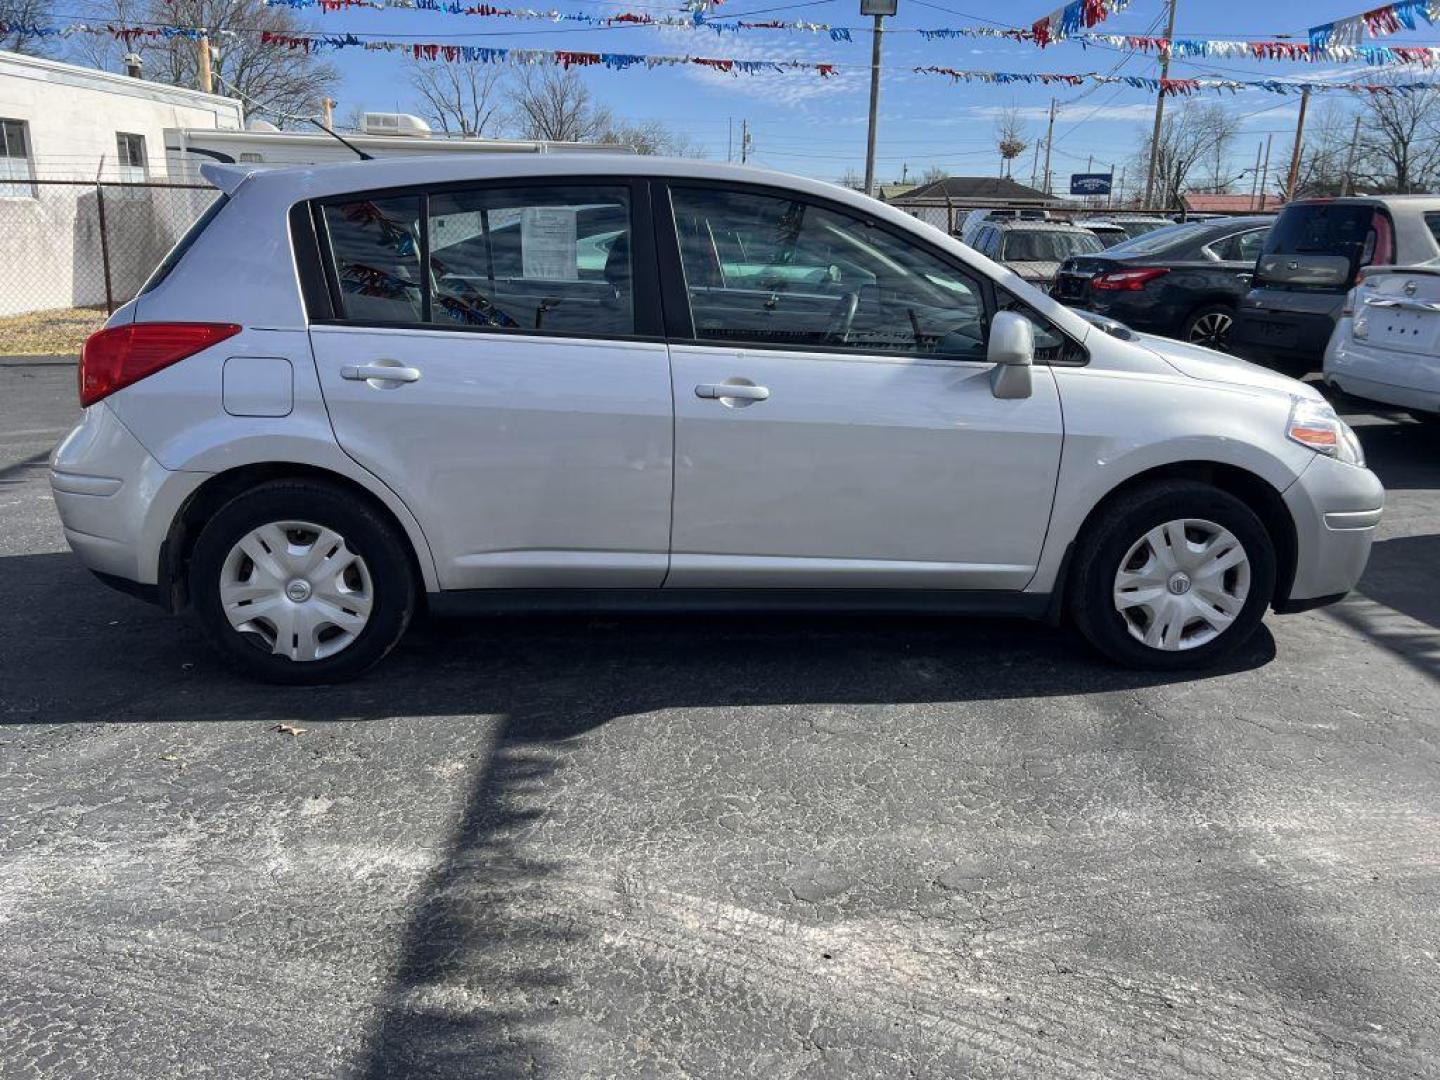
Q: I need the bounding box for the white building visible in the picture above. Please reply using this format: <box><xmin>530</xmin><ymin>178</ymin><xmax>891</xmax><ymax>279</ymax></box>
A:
<box><xmin>0</xmin><ymin>49</ymin><xmax>244</xmax><ymax>316</ymax></box>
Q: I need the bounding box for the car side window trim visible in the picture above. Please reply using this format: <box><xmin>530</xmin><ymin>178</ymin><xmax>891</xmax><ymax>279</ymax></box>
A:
<box><xmin>308</xmin><ymin>175</ymin><xmax>665</xmax><ymax>341</ymax></box>
<box><xmin>653</xmin><ymin>177</ymin><xmax>1087</xmax><ymax>367</ymax></box>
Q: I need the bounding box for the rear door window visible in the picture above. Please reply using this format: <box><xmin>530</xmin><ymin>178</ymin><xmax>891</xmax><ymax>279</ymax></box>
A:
<box><xmin>427</xmin><ymin>185</ymin><xmax>633</xmax><ymax>335</ymax></box>
<box><xmin>1262</xmin><ymin>203</ymin><xmax>1392</xmax><ymax>282</ymax></box>
<box><xmin>322</xmin><ymin>195</ymin><xmax>424</xmax><ymax>323</ymax></box>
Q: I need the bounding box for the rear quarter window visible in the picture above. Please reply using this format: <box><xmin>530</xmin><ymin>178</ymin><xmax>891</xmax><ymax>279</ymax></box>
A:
<box><xmin>138</xmin><ymin>193</ymin><xmax>229</xmax><ymax>296</ymax></box>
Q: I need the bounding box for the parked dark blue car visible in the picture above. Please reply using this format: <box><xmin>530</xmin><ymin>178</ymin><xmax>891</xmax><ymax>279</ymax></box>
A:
<box><xmin>1052</xmin><ymin>217</ymin><xmax>1271</xmax><ymax>351</ymax></box>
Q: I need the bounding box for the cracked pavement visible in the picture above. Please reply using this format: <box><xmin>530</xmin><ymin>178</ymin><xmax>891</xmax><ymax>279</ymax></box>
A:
<box><xmin>1</xmin><ymin>362</ymin><xmax>1438</xmax><ymax>1078</ymax></box>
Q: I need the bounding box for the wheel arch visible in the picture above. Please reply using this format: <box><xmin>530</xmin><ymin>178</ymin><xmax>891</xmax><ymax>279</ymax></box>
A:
<box><xmin>1182</xmin><ymin>295</ymin><xmax>1241</xmax><ymax>326</ymax></box>
<box><xmin>1061</xmin><ymin>460</ymin><xmax>1298</xmax><ymax>612</ymax></box>
<box><xmin>158</xmin><ymin>462</ymin><xmax>439</xmax><ymax>612</ymax></box>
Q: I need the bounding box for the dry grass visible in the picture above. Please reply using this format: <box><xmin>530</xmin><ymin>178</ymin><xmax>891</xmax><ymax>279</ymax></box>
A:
<box><xmin>0</xmin><ymin>307</ymin><xmax>108</xmax><ymax>356</ymax></box>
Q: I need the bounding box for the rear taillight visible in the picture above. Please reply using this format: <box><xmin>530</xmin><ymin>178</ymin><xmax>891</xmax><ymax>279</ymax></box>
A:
<box><xmin>79</xmin><ymin>322</ymin><xmax>240</xmax><ymax>407</ymax></box>
<box><xmin>1091</xmin><ymin>267</ymin><xmax>1170</xmax><ymax>291</ymax></box>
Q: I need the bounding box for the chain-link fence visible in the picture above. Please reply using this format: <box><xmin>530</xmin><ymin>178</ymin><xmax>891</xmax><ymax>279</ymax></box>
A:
<box><xmin>0</xmin><ymin>179</ymin><xmax>220</xmax><ymax>350</ymax></box>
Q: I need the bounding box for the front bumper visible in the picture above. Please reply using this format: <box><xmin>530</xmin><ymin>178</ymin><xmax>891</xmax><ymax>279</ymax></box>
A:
<box><xmin>1280</xmin><ymin>452</ymin><xmax>1385</xmax><ymax>606</ymax></box>
<box><xmin>50</xmin><ymin>403</ymin><xmax>209</xmax><ymax>590</ymax></box>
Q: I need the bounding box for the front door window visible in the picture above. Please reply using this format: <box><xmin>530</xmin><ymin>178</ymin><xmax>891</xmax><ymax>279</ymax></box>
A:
<box><xmin>669</xmin><ymin>186</ymin><xmax>987</xmax><ymax>360</ymax></box>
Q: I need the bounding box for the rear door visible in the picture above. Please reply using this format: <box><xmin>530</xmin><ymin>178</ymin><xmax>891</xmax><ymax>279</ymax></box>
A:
<box><xmin>308</xmin><ymin>178</ymin><xmax>674</xmax><ymax>591</ymax></box>
<box><xmin>1204</xmin><ymin>225</ymin><xmax>1269</xmax><ymax>293</ymax></box>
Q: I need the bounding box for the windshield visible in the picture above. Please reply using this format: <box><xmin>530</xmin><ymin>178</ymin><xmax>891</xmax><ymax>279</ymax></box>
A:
<box><xmin>1002</xmin><ymin>230</ymin><xmax>1103</xmax><ymax>262</ymax></box>
<box><xmin>1105</xmin><ymin>222</ymin><xmax>1207</xmax><ymax>256</ymax></box>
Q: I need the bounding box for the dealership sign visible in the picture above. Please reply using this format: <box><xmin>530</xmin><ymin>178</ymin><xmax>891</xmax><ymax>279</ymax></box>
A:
<box><xmin>1070</xmin><ymin>173</ymin><xmax>1113</xmax><ymax>196</ymax></box>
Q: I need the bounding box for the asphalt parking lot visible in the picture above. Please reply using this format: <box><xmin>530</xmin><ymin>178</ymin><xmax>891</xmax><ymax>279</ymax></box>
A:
<box><xmin>2</xmin><ymin>359</ymin><xmax>1438</xmax><ymax>1079</ymax></box>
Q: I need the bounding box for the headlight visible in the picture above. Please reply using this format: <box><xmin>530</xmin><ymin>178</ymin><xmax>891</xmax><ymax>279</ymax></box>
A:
<box><xmin>1287</xmin><ymin>397</ymin><xmax>1365</xmax><ymax>467</ymax></box>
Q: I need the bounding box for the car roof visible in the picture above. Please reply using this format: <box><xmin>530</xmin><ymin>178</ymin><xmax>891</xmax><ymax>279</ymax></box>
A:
<box><xmin>209</xmin><ymin>153</ymin><xmax>870</xmax><ymax>209</ymax></box>
<box><xmin>991</xmin><ymin>220</ymin><xmax>1094</xmax><ymax>232</ymax></box>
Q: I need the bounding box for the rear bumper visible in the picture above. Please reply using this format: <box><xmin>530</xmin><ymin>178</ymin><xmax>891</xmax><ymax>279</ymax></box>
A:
<box><xmin>1280</xmin><ymin>453</ymin><xmax>1385</xmax><ymax>606</ymax></box>
<box><xmin>1324</xmin><ymin>329</ymin><xmax>1440</xmax><ymax>415</ymax></box>
<box><xmin>50</xmin><ymin>403</ymin><xmax>209</xmax><ymax>589</ymax></box>
<box><xmin>1231</xmin><ymin>306</ymin><xmax>1338</xmax><ymax>368</ymax></box>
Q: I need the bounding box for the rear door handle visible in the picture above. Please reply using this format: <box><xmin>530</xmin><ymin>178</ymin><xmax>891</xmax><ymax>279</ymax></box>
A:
<box><xmin>695</xmin><ymin>383</ymin><xmax>769</xmax><ymax>401</ymax></box>
<box><xmin>341</xmin><ymin>362</ymin><xmax>422</xmax><ymax>384</ymax></box>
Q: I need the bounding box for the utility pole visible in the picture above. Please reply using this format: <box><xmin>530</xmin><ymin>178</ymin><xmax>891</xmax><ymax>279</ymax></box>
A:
<box><xmin>728</xmin><ymin>117</ymin><xmax>733</xmax><ymax>163</ymax></box>
<box><xmin>1248</xmin><ymin>139</ymin><xmax>1263</xmax><ymax>208</ymax></box>
<box><xmin>1143</xmin><ymin>0</ymin><xmax>1179</xmax><ymax>208</ymax></box>
<box><xmin>1258</xmin><ymin>132</ymin><xmax>1274</xmax><ymax>210</ymax></box>
<box><xmin>197</xmin><ymin>33</ymin><xmax>213</xmax><ymax>94</ymax></box>
<box><xmin>1340</xmin><ymin>112</ymin><xmax>1362</xmax><ymax>195</ymax></box>
<box><xmin>1284</xmin><ymin>85</ymin><xmax>1311</xmax><ymax>202</ymax></box>
<box><xmin>1042</xmin><ymin>97</ymin><xmax>1056</xmax><ymax>195</ymax></box>
<box><xmin>861</xmin><ymin>0</ymin><xmax>898</xmax><ymax>197</ymax></box>
<box><xmin>740</xmin><ymin>119</ymin><xmax>751</xmax><ymax>164</ymax></box>
<box><xmin>1029</xmin><ymin>136</ymin><xmax>1041</xmax><ymax>188</ymax></box>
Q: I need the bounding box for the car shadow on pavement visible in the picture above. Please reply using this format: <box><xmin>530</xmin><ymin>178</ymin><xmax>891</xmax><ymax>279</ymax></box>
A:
<box><xmin>0</xmin><ymin>550</ymin><xmax>1278</xmax><ymax>1077</ymax></box>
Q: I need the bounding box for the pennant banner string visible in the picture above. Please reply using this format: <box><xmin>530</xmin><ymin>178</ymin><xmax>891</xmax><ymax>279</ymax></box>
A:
<box><xmin>9</xmin><ymin>15</ymin><xmax>1440</xmax><ymax>78</ymax></box>
<box><xmin>916</xmin><ymin>64</ymin><xmax>1440</xmax><ymax>95</ymax></box>
<box><xmin>258</xmin><ymin>0</ymin><xmax>1440</xmax><ymax>64</ymax></box>
<box><xmin>1309</xmin><ymin>0</ymin><xmax>1440</xmax><ymax>49</ymax></box>
<box><xmin>1029</xmin><ymin>0</ymin><xmax>1129</xmax><ymax>47</ymax></box>
<box><xmin>261</xmin><ymin>0</ymin><xmax>855</xmax><ymax>40</ymax></box>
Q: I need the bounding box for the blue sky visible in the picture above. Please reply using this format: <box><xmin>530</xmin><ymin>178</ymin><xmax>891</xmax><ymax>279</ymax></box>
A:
<box><xmin>303</xmin><ymin>0</ymin><xmax>1440</xmax><ymax>188</ymax></box>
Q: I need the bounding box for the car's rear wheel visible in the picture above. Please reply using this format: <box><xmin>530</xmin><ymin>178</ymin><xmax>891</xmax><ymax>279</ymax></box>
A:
<box><xmin>1183</xmin><ymin>304</ymin><xmax>1235</xmax><ymax>352</ymax></box>
<box><xmin>190</xmin><ymin>480</ymin><xmax>417</xmax><ymax>684</ymax></box>
<box><xmin>1069</xmin><ymin>481</ymin><xmax>1276</xmax><ymax>670</ymax></box>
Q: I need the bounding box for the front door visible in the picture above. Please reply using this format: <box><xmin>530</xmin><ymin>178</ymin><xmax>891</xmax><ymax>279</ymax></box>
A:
<box><xmin>309</xmin><ymin>180</ymin><xmax>673</xmax><ymax>590</ymax></box>
<box><xmin>661</xmin><ymin>184</ymin><xmax>1065</xmax><ymax>590</ymax></box>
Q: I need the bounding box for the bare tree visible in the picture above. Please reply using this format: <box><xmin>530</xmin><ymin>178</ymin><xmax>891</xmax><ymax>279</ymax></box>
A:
<box><xmin>596</xmin><ymin>117</ymin><xmax>701</xmax><ymax>157</ymax></box>
<box><xmin>65</xmin><ymin>0</ymin><xmax>339</xmax><ymax>126</ymax></box>
<box><xmin>994</xmin><ymin>107</ymin><xmax>1029</xmax><ymax>179</ymax></box>
<box><xmin>1</xmin><ymin>0</ymin><xmax>55</xmax><ymax>55</ymax></box>
<box><xmin>1352</xmin><ymin>80</ymin><xmax>1440</xmax><ymax>194</ymax></box>
<box><xmin>1132</xmin><ymin>102</ymin><xmax>1239</xmax><ymax>206</ymax></box>
<box><xmin>920</xmin><ymin>166</ymin><xmax>949</xmax><ymax>185</ymax></box>
<box><xmin>409</xmin><ymin>61</ymin><xmax>505</xmax><ymax>137</ymax></box>
<box><xmin>836</xmin><ymin>167</ymin><xmax>863</xmax><ymax>189</ymax></box>
<box><xmin>506</xmin><ymin>68</ymin><xmax>607</xmax><ymax>143</ymax></box>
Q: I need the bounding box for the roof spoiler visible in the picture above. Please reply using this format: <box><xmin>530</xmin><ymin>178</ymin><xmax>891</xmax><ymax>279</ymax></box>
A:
<box><xmin>200</xmin><ymin>161</ymin><xmax>263</xmax><ymax>195</ymax></box>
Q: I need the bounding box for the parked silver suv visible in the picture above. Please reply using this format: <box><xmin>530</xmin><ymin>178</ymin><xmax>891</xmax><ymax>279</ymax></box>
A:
<box><xmin>52</xmin><ymin>156</ymin><xmax>1383</xmax><ymax>683</ymax></box>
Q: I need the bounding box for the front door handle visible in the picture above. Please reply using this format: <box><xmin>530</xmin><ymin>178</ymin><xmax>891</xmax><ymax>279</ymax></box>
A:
<box><xmin>341</xmin><ymin>362</ymin><xmax>422</xmax><ymax>384</ymax></box>
<box><xmin>695</xmin><ymin>382</ymin><xmax>769</xmax><ymax>402</ymax></box>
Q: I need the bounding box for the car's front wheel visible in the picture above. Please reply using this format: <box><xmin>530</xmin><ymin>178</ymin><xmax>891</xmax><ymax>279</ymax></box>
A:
<box><xmin>190</xmin><ymin>480</ymin><xmax>417</xmax><ymax>684</ymax></box>
<box><xmin>1069</xmin><ymin>481</ymin><xmax>1276</xmax><ymax>670</ymax></box>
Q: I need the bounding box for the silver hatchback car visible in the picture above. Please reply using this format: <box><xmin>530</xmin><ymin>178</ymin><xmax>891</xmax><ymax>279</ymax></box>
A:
<box><xmin>52</xmin><ymin>156</ymin><xmax>1383</xmax><ymax>683</ymax></box>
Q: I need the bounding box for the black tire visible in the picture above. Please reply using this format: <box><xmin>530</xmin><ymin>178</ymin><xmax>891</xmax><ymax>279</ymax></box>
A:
<box><xmin>189</xmin><ymin>480</ymin><xmax>418</xmax><ymax>685</ymax></box>
<box><xmin>1181</xmin><ymin>303</ymin><xmax>1236</xmax><ymax>352</ymax></box>
<box><xmin>1069</xmin><ymin>481</ymin><xmax>1276</xmax><ymax>671</ymax></box>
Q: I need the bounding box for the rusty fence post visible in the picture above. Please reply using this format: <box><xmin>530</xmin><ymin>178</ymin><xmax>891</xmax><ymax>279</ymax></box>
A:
<box><xmin>95</xmin><ymin>182</ymin><xmax>115</xmax><ymax>314</ymax></box>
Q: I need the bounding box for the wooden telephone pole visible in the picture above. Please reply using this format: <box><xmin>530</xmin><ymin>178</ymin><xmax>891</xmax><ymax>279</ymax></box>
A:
<box><xmin>197</xmin><ymin>34</ymin><xmax>213</xmax><ymax>94</ymax></box>
<box><xmin>1284</xmin><ymin>86</ymin><xmax>1312</xmax><ymax>202</ymax></box>
<box><xmin>1143</xmin><ymin>0</ymin><xmax>1179</xmax><ymax>208</ymax></box>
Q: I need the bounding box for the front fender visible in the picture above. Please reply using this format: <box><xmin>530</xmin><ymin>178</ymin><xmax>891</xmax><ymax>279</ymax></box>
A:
<box><xmin>1029</xmin><ymin>366</ymin><xmax>1313</xmax><ymax>593</ymax></box>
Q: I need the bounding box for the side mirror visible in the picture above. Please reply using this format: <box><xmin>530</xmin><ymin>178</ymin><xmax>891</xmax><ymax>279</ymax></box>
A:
<box><xmin>988</xmin><ymin>309</ymin><xmax>1035</xmax><ymax>399</ymax></box>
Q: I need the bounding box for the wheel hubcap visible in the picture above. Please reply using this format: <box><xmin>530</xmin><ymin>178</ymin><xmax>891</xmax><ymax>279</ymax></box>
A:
<box><xmin>1189</xmin><ymin>312</ymin><xmax>1233</xmax><ymax>350</ymax></box>
<box><xmin>218</xmin><ymin>520</ymin><xmax>373</xmax><ymax>662</ymax></box>
<box><xmin>1112</xmin><ymin>518</ymin><xmax>1250</xmax><ymax>651</ymax></box>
